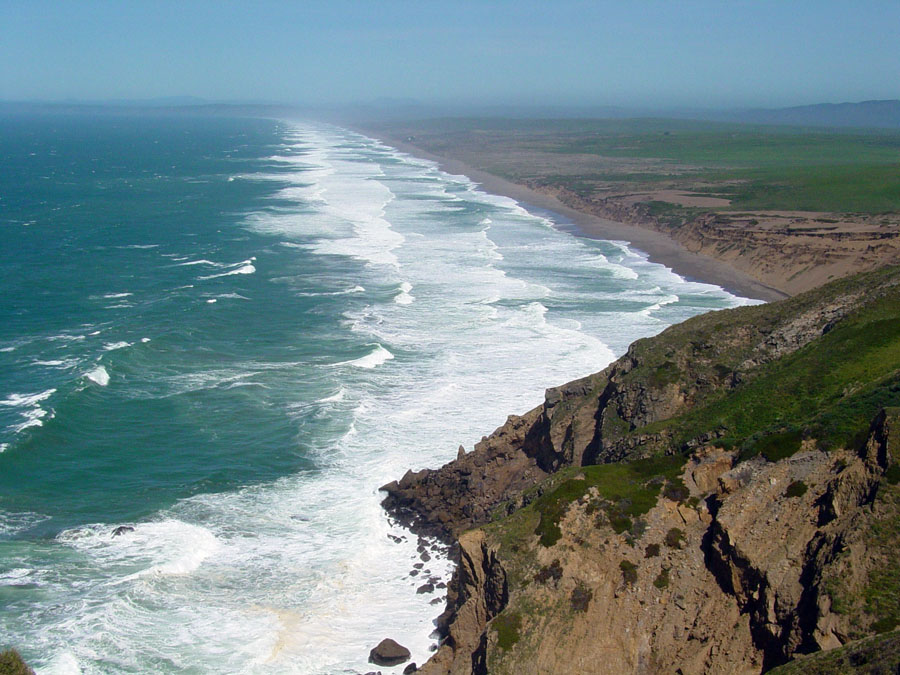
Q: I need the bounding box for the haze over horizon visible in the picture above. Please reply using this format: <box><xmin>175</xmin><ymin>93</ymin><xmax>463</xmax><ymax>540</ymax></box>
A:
<box><xmin>2</xmin><ymin>0</ymin><xmax>898</xmax><ymax>111</ymax></box>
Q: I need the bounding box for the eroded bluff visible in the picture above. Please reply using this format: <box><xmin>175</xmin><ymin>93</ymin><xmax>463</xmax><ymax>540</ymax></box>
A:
<box><xmin>382</xmin><ymin>266</ymin><xmax>897</xmax><ymax>541</ymax></box>
<box><xmin>382</xmin><ymin>266</ymin><xmax>900</xmax><ymax>674</ymax></box>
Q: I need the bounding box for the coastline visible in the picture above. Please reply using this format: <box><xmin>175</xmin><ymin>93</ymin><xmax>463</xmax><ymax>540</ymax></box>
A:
<box><xmin>359</xmin><ymin>128</ymin><xmax>789</xmax><ymax>303</ymax></box>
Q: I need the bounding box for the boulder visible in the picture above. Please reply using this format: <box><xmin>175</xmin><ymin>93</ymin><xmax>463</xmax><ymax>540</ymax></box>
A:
<box><xmin>112</xmin><ymin>526</ymin><xmax>134</xmax><ymax>537</ymax></box>
<box><xmin>369</xmin><ymin>638</ymin><xmax>410</xmax><ymax>667</ymax></box>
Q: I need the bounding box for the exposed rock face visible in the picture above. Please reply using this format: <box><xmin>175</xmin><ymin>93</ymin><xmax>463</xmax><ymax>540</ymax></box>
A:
<box><xmin>528</xmin><ymin>182</ymin><xmax>900</xmax><ymax>297</ymax></box>
<box><xmin>381</xmin><ymin>406</ymin><xmax>553</xmax><ymax>541</ymax></box>
<box><xmin>417</xmin><ymin>531</ymin><xmax>507</xmax><ymax>675</ymax></box>
<box><xmin>369</xmin><ymin>638</ymin><xmax>411</xmax><ymax>667</ymax></box>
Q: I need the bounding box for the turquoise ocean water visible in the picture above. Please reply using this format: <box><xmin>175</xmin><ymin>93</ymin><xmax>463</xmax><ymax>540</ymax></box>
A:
<box><xmin>0</xmin><ymin>112</ymin><xmax>756</xmax><ymax>673</ymax></box>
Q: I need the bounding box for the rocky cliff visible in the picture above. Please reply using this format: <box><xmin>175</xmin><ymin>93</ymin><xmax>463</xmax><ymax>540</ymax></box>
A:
<box><xmin>382</xmin><ymin>266</ymin><xmax>900</xmax><ymax>673</ymax></box>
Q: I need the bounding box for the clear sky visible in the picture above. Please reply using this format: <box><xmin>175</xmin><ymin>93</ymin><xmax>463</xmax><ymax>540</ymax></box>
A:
<box><xmin>1</xmin><ymin>0</ymin><xmax>898</xmax><ymax>109</ymax></box>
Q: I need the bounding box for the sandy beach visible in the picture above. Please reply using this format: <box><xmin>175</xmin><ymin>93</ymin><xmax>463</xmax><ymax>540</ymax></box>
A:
<box><xmin>362</xmin><ymin>131</ymin><xmax>789</xmax><ymax>303</ymax></box>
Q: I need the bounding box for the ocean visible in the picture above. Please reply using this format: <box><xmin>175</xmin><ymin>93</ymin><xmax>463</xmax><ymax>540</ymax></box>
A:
<box><xmin>0</xmin><ymin>111</ymin><xmax>756</xmax><ymax>673</ymax></box>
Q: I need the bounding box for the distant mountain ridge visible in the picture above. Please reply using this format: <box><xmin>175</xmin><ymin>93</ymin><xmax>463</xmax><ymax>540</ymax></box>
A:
<box><xmin>723</xmin><ymin>99</ymin><xmax>900</xmax><ymax>129</ymax></box>
<box><xmin>2</xmin><ymin>97</ymin><xmax>899</xmax><ymax>129</ymax></box>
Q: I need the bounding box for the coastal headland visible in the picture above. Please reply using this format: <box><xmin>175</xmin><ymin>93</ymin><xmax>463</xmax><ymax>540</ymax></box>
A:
<box><xmin>364</xmin><ymin>119</ymin><xmax>900</xmax><ymax>673</ymax></box>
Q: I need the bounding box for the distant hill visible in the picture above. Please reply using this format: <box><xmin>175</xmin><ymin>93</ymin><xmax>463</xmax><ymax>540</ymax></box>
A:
<box><xmin>723</xmin><ymin>99</ymin><xmax>900</xmax><ymax>129</ymax></box>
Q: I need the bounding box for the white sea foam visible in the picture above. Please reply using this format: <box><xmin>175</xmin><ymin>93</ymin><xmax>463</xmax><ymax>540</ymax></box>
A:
<box><xmin>33</xmin><ymin>358</ymin><xmax>79</xmax><ymax>369</ymax></box>
<box><xmin>0</xmin><ymin>511</ymin><xmax>49</xmax><ymax>538</ymax></box>
<box><xmin>199</xmin><ymin>259</ymin><xmax>257</xmax><ymax>280</ymax></box>
<box><xmin>141</xmin><ymin>338</ymin><xmax>151</xmax><ymax>343</ymax></box>
<box><xmin>295</xmin><ymin>285</ymin><xmax>365</xmax><ymax>297</ymax></box>
<box><xmin>101</xmin><ymin>292</ymin><xmax>133</xmax><ymax>299</ymax></box>
<box><xmin>46</xmin><ymin>334</ymin><xmax>85</xmax><ymax>342</ymax></box>
<box><xmin>60</xmin><ymin>520</ymin><xmax>221</xmax><ymax>577</ymax></box>
<box><xmin>339</xmin><ymin>344</ymin><xmax>395</xmax><ymax>369</ymax></box>
<box><xmin>1</xmin><ymin>389</ymin><xmax>56</xmax><ymax>435</ymax></box>
<box><xmin>318</xmin><ymin>387</ymin><xmax>346</xmax><ymax>403</ymax></box>
<box><xmin>176</xmin><ymin>259</ymin><xmax>225</xmax><ymax>267</ymax></box>
<box><xmin>85</xmin><ymin>366</ymin><xmax>110</xmax><ymax>386</ymax></box>
<box><xmin>103</xmin><ymin>341</ymin><xmax>132</xmax><ymax>351</ymax></box>
<box><xmin>394</xmin><ymin>281</ymin><xmax>414</xmax><ymax>304</ymax></box>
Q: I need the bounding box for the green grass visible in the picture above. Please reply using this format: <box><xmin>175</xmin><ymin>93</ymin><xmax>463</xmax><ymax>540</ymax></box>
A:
<box><xmin>492</xmin><ymin>611</ymin><xmax>522</xmax><ymax>651</ymax></box>
<box><xmin>713</xmin><ymin>164</ymin><xmax>900</xmax><ymax>213</ymax></box>
<box><xmin>556</xmin><ymin>127</ymin><xmax>900</xmax><ymax>168</ymax></box>
<box><xmin>638</xmin><ymin>290</ymin><xmax>900</xmax><ymax>460</ymax></box>
<box><xmin>864</xmin><ymin>473</ymin><xmax>900</xmax><ymax>634</ymax></box>
<box><xmin>393</xmin><ymin>117</ymin><xmax>900</xmax><ymax>213</ymax></box>
<box><xmin>531</xmin><ymin>455</ymin><xmax>685</xmax><ymax>547</ymax></box>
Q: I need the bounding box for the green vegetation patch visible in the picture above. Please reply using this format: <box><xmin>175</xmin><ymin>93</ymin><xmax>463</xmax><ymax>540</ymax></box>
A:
<box><xmin>863</xmin><ymin>479</ymin><xmax>900</xmax><ymax>633</ymax></box>
<box><xmin>532</xmin><ymin>455</ymin><xmax>685</xmax><ymax>547</ymax></box>
<box><xmin>0</xmin><ymin>649</ymin><xmax>33</xmax><ymax>675</ymax></box>
<box><xmin>785</xmin><ymin>480</ymin><xmax>809</xmax><ymax>499</ymax></box>
<box><xmin>534</xmin><ymin>559</ymin><xmax>563</xmax><ymax>585</ymax></box>
<box><xmin>664</xmin><ymin>528</ymin><xmax>686</xmax><ymax>549</ymax></box>
<box><xmin>492</xmin><ymin>610</ymin><xmax>523</xmax><ymax>651</ymax></box>
<box><xmin>570</xmin><ymin>583</ymin><xmax>593</xmax><ymax>612</ymax></box>
<box><xmin>620</xmin><ymin>560</ymin><xmax>638</xmax><ymax>585</ymax></box>
<box><xmin>886</xmin><ymin>463</ymin><xmax>900</xmax><ymax>485</ymax></box>
<box><xmin>768</xmin><ymin>630</ymin><xmax>900</xmax><ymax>674</ymax></box>
<box><xmin>653</xmin><ymin>567</ymin><xmax>671</xmax><ymax>589</ymax></box>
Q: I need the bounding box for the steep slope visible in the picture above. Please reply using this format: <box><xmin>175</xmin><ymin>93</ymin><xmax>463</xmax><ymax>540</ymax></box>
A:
<box><xmin>382</xmin><ymin>266</ymin><xmax>900</xmax><ymax>673</ymax></box>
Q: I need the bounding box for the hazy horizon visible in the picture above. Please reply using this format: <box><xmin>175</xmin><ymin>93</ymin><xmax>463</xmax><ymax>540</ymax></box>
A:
<box><xmin>2</xmin><ymin>1</ymin><xmax>898</xmax><ymax>110</ymax></box>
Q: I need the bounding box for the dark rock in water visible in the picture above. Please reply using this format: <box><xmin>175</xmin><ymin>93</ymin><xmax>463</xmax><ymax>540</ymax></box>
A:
<box><xmin>436</xmin><ymin>581</ymin><xmax>447</xmax><ymax>589</ymax></box>
<box><xmin>112</xmin><ymin>526</ymin><xmax>134</xmax><ymax>537</ymax></box>
<box><xmin>409</xmin><ymin>570</ymin><xmax>419</xmax><ymax>577</ymax></box>
<box><xmin>369</xmin><ymin>638</ymin><xmax>410</xmax><ymax>666</ymax></box>
<box><xmin>420</xmin><ymin>551</ymin><xmax>431</xmax><ymax>562</ymax></box>
<box><xmin>416</xmin><ymin>582</ymin><xmax>435</xmax><ymax>594</ymax></box>
<box><xmin>387</xmin><ymin>534</ymin><xmax>403</xmax><ymax>544</ymax></box>
<box><xmin>404</xmin><ymin>663</ymin><xmax>418</xmax><ymax>674</ymax></box>
<box><xmin>430</xmin><ymin>597</ymin><xmax>443</xmax><ymax>605</ymax></box>
<box><xmin>364</xmin><ymin>672</ymin><xmax>382</xmax><ymax>675</ymax></box>
<box><xmin>413</xmin><ymin>562</ymin><xmax>424</xmax><ymax>569</ymax></box>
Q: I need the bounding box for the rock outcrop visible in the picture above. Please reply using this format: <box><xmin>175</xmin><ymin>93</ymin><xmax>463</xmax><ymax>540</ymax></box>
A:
<box><xmin>369</xmin><ymin>638</ymin><xmax>411</xmax><ymax>667</ymax></box>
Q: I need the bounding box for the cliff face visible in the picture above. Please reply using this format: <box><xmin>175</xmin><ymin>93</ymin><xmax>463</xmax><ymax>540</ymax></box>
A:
<box><xmin>528</xmin><ymin>183</ymin><xmax>900</xmax><ymax>297</ymax></box>
<box><xmin>382</xmin><ymin>266</ymin><xmax>900</xmax><ymax>673</ymax></box>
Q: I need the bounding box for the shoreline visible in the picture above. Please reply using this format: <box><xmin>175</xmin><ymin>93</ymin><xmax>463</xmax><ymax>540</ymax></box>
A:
<box><xmin>359</xmin><ymin>128</ymin><xmax>789</xmax><ymax>303</ymax></box>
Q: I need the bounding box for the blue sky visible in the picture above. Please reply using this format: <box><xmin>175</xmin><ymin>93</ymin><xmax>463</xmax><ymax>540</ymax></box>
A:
<box><xmin>1</xmin><ymin>0</ymin><xmax>898</xmax><ymax>108</ymax></box>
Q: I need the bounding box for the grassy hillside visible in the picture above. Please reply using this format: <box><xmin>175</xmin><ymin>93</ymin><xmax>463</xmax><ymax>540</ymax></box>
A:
<box><xmin>382</xmin><ymin>117</ymin><xmax>900</xmax><ymax>214</ymax></box>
